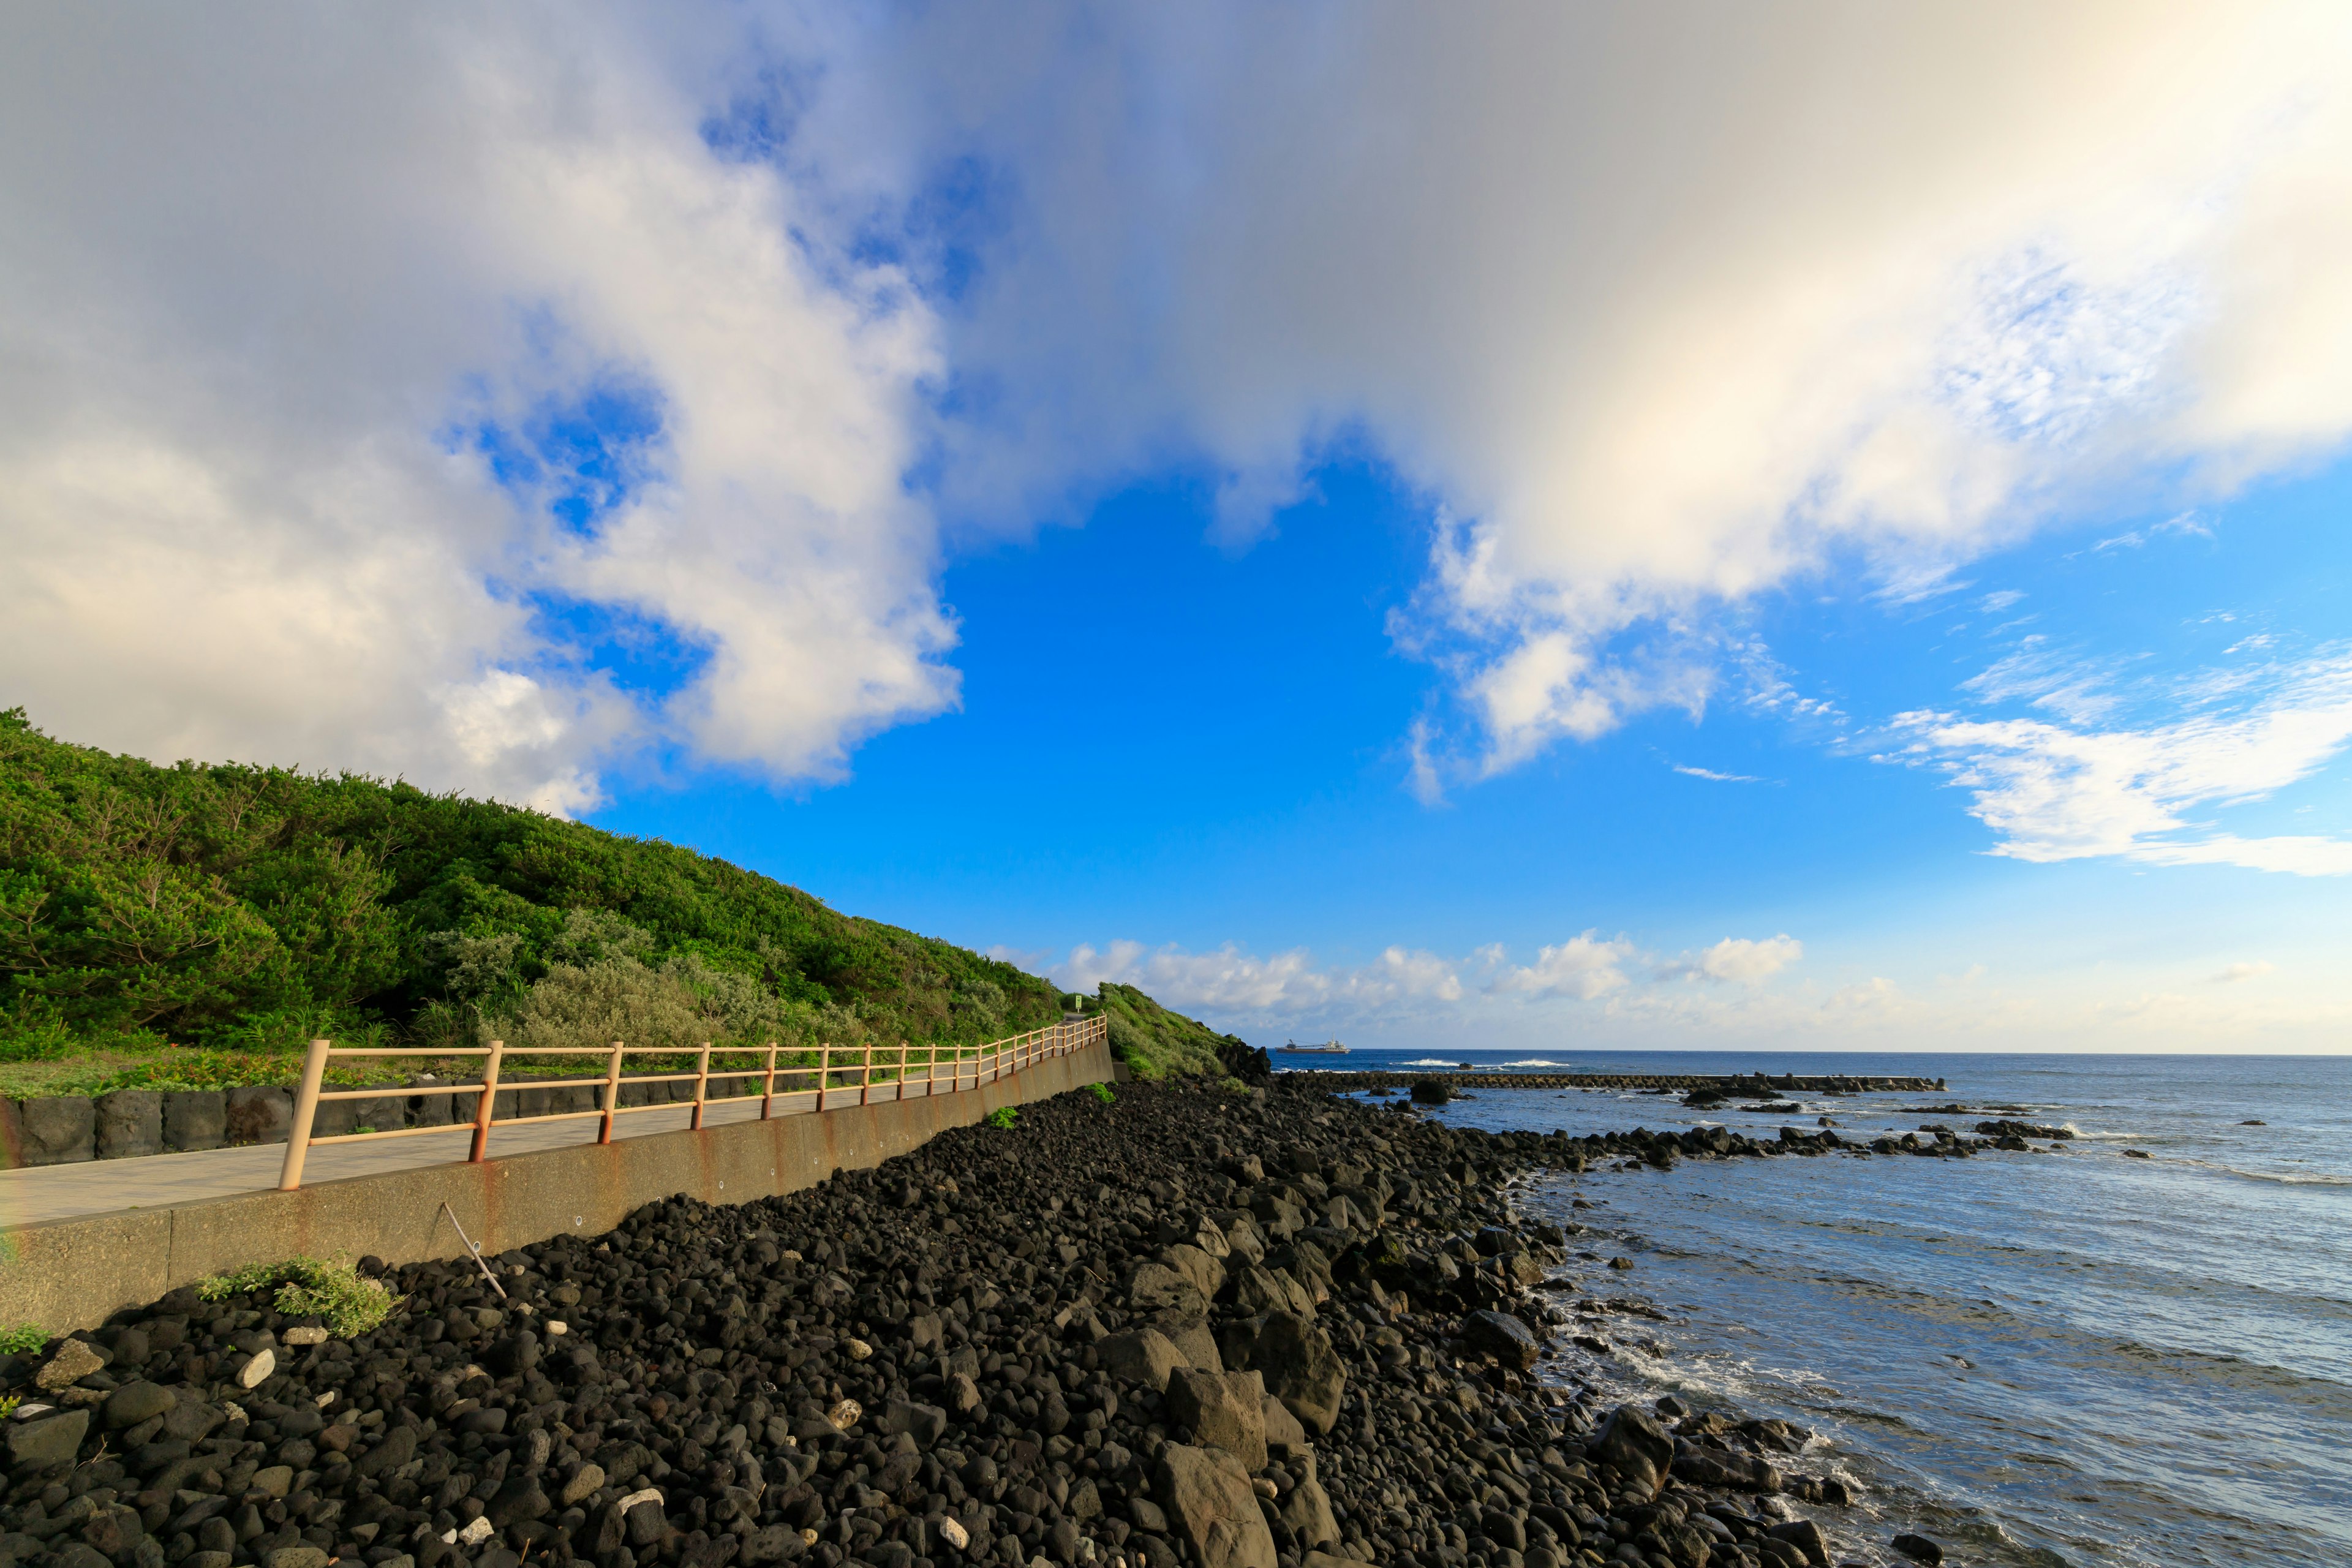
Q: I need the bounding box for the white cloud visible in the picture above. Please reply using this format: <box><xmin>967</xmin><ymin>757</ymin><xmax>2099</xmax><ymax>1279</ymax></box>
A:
<box><xmin>1692</xmin><ymin>935</ymin><xmax>1805</xmax><ymax>986</ymax></box>
<box><xmin>1978</xmin><ymin>590</ymin><xmax>2027</xmax><ymax>613</ymax></box>
<box><xmin>2211</xmin><ymin>960</ymin><xmax>2277</xmax><ymax>983</ymax></box>
<box><xmin>1057</xmin><ymin>940</ymin><xmax>1465</xmax><ymax>1014</ymax></box>
<box><xmin>1489</xmin><ymin>933</ymin><xmax>1636</xmax><ymax>1001</ymax></box>
<box><xmin>792</xmin><ymin>2</ymin><xmax>2352</xmax><ymax>779</ymax></box>
<box><xmin>0</xmin><ymin>7</ymin><xmax>952</xmax><ymax>804</ymax></box>
<box><xmin>1893</xmin><ymin>649</ymin><xmax>2352</xmax><ymax>875</ymax></box>
<box><xmin>15</xmin><ymin>7</ymin><xmax>2352</xmax><ymax>802</ymax></box>
<box><xmin>1673</xmin><ymin>764</ymin><xmax>1767</xmax><ymax>784</ymax></box>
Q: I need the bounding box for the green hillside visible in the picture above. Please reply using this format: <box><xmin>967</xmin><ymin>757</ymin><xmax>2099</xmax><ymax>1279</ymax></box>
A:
<box><xmin>0</xmin><ymin>708</ymin><xmax>1082</xmax><ymax>1091</ymax></box>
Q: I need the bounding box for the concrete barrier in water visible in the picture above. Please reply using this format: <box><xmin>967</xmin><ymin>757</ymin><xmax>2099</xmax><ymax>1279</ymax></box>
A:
<box><xmin>0</xmin><ymin>1039</ymin><xmax>1114</xmax><ymax>1334</ymax></box>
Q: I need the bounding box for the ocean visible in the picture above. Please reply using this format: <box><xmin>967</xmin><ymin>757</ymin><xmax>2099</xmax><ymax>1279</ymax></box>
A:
<box><xmin>1280</xmin><ymin>1050</ymin><xmax>2351</xmax><ymax>1567</ymax></box>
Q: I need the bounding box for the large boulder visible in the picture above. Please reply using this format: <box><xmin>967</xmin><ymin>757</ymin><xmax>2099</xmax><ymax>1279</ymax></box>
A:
<box><xmin>1150</xmin><ymin>1312</ymin><xmax>1224</xmax><ymax>1371</ymax></box>
<box><xmin>1098</xmin><ymin>1329</ymin><xmax>1183</xmax><ymax>1391</ymax></box>
<box><xmin>1160</xmin><ymin>1244</ymin><xmax>1227</xmax><ymax>1302</ymax></box>
<box><xmin>224</xmin><ymin>1087</ymin><xmax>291</xmax><ymax>1146</ymax></box>
<box><xmin>162</xmin><ymin>1091</ymin><xmax>226</xmax><ymax>1152</ymax></box>
<box><xmin>1251</xmin><ymin>1312</ymin><xmax>1346</xmax><ymax>1436</ymax></box>
<box><xmin>1128</xmin><ymin>1261</ymin><xmax>1209</xmax><ymax>1316</ymax></box>
<box><xmin>1591</xmin><ymin>1404</ymin><xmax>1676</xmax><ymax>1494</ymax></box>
<box><xmin>1461</xmin><ymin>1310</ymin><xmax>1540</xmax><ymax>1371</ymax></box>
<box><xmin>1153</xmin><ymin>1444</ymin><xmax>1276</xmax><ymax>1568</ymax></box>
<box><xmin>1208</xmin><ymin>1210</ymin><xmax>1268</xmax><ymax>1265</ymax></box>
<box><xmin>1278</xmin><ymin>1480</ymin><xmax>1339</xmax><ymax>1550</ymax></box>
<box><xmin>1165</xmin><ymin>1368</ymin><xmax>1267</xmax><ymax>1471</ymax></box>
<box><xmin>1231</xmin><ymin>1265</ymin><xmax>1316</xmax><ymax>1319</ymax></box>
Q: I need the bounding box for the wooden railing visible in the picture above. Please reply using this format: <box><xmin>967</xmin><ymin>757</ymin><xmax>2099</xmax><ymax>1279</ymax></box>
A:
<box><xmin>276</xmin><ymin>1014</ymin><xmax>1108</xmax><ymax>1191</ymax></box>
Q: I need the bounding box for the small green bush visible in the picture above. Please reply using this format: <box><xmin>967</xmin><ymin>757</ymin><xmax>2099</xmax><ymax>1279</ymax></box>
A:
<box><xmin>984</xmin><ymin>1106</ymin><xmax>1019</xmax><ymax>1129</ymax></box>
<box><xmin>0</xmin><ymin>1324</ymin><xmax>48</xmax><ymax>1357</ymax></box>
<box><xmin>197</xmin><ymin>1256</ymin><xmax>402</xmax><ymax>1337</ymax></box>
<box><xmin>1088</xmin><ymin>1082</ymin><xmax>1114</xmax><ymax>1105</ymax></box>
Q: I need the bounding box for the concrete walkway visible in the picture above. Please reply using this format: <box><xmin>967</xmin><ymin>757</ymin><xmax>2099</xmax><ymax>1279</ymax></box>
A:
<box><xmin>0</xmin><ymin>1082</ymin><xmax>963</xmax><ymax>1229</ymax></box>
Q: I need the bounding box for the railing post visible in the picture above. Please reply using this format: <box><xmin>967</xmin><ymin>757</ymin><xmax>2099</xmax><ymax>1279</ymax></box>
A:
<box><xmin>692</xmin><ymin>1042</ymin><xmax>711</xmax><ymax>1131</ymax></box>
<box><xmin>861</xmin><ymin>1040</ymin><xmax>873</xmax><ymax>1106</ymax></box>
<box><xmin>470</xmin><ymin>1039</ymin><xmax>505</xmax><ymax>1163</ymax></box>
<box><xmin>598</xmin><ymin>1041</ymin><xmax>624</xmax><ymax>1145</ymax></box>
<box><xmin>278</xmin><ymin>1037</ymin><xmax>333</xmax><ymax>1191</ymax></box>
<box><xmin>897</xmin><ymin>1040</ymin><xmax>908</xmax><ymax>1102</ymax></box>
<box><xmin>762</xmin><ymin>1040</ymin><xmax>778</xmax><ymax>1120</ymax></box>
<box><xmin>817</xmin><ymin>1041</ymin><xmax>828</xmax><ymax>1112</ymax></box>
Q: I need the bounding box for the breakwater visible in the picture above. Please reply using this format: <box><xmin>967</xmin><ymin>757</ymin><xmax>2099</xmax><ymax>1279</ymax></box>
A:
<box><xmin>1282</xmin><ymin>1069</ymin><xmax>1943</xmax><ymax>1093</ymax></box>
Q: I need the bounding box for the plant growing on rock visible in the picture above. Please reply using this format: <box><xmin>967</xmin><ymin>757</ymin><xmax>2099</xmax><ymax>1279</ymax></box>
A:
<box><xmin>195</xmin><ymin>1254</ymin><xmax>402</xmax><ymax>1336</ymax></box>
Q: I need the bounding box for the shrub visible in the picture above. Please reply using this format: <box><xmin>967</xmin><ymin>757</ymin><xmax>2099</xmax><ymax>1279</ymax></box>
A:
<box><xmin>984</xmin><ymin>1106</ymin><xmax>1019</xmax><ymax>1129</ymax></box>
<box><xmin>197</xmin><ymin>1255</ymin><xmax>402</xmax><ymax>1337</ymax></box>
<box><xmin>1088</xmin><ymin>1082</ymin><xmax>1114</xmax><ymax>1105</ymax></box>
<box><xmin>0</xmin><ymin>1324</ymin><xmax>48</xmax><ymax>1357</ymax></box>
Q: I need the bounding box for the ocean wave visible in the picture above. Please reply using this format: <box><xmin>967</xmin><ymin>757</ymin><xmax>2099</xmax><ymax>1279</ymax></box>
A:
<box><xmin>1501</xmin><ymin>1058</ymin><xmax>1567</xmax><ymax>1067</ymax></box>
<box><xmin>2179</xmin><ymin>1159</ymin><xmax>2352</xmax><ymax>1188</ymax></box>
<box><xmin>1400</xmin><ymin>1058</ymin><xmax>1459</xmax><ymax>1066</ymax></box>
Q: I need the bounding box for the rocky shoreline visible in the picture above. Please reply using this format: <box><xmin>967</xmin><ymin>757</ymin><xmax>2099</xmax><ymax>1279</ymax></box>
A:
<box><xmin>0</xmin><ymin>1080</ymin><xmax>1950</xmax><ymax>1568</ymax></box>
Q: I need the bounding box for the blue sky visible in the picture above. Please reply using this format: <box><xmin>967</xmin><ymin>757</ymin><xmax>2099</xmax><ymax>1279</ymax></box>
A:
<box><xmin>7</xmin><ymin>4</ymin><xmax>2351</xmax><ymax>1050</ymax></box>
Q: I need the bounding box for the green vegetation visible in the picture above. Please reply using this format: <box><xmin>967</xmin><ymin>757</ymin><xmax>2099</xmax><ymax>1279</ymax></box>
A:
<box><xmin>1096</xmin><ymin>982</ymin><xmax>1248</xmax><ymax>1080</ymax></box>
<box><xmin>0</xmin><ymin>1325</ymin><xmax>47</xmax><ymax>1357</ymax></box>
<box><xmin>984</xmin><ymin>1106</ymin><xmax>1019</xmax><ymax>1129</ymax></box>
<box><xmin>0</xmin><ymin>709</ymin><xmax>1062</xmax><ymax>1090</ymax></box>
<box><xmin>195</xmin><ymin>1255</ymin><xmax>402</xmax><ymax>1337</ymax></box>
<box><xmin>1088</xmin><ymin>1081</ymin><xmax>1115</xmax><ymax>1104</ymax></box>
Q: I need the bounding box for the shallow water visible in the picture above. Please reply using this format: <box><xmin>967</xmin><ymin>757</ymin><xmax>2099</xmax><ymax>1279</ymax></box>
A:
<box><xmin>1292</xmin><ymin>1050</ymin><xmax>2352</xmax><ymax>1567</ymax></box>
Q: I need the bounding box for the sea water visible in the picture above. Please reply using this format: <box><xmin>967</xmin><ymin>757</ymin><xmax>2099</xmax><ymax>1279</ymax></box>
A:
<box><xmin>1291</xmin><ymin>1050</ymin><xmax>2351</xmax><ymax>1567</ymax></box>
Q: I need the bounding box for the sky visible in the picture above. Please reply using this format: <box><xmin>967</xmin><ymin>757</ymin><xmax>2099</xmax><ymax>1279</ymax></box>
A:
<box><xmin>4</xmin><ymin>2</ymin><xmax>2350</xmax><ymax>1052</ymax></box>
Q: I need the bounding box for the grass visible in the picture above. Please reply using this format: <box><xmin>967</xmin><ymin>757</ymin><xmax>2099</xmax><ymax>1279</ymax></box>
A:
<box><xmin>0</xmin><ymin>1324</ymin><xmax>47</xmax><ymax>1357</ymax></box>
<box><xmin>197</xmin><ymin>1256</ymin><xmax>403</xmax><ymax>1338</ymax></box>
<box><xmin>1088</xmin><ymin>1082</ymin><xmax>1115</xmax><ymax>1104</ymax></box>
<box><xmin>984</xmin><ymin>1106</ymin><xmax>1019</xmax><ymax>1129</ymax></box>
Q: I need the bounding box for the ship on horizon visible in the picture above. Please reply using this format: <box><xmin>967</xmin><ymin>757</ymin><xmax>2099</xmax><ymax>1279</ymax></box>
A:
<box><xmin>1278</xmin><ymin>1038</ymin><xmax>1349</xmax><ymax>1054</ymax></box>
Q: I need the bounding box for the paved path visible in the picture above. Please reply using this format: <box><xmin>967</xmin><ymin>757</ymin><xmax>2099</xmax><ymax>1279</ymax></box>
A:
<box><xmin>0</xmin><ymin>1085</ymin><xmax>957</xmax><ymax>1229</ymax></box>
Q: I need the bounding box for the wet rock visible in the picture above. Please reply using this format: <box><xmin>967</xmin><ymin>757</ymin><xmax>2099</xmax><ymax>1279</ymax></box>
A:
<box><xmin>1409</xmin><ymin>1080</ymin><xmax>1452</xmax><ymax>1105</ymax></box>
<box><xmin>1767</xmin><ymin>1518</ymin><xmax>1829</xmax><ymax>1567</ymax></box>
<box><xmin>1153</xmin><ymin>1444</ymin><xmax>1276</xmax><ymax>1568</ymax></box>
<box><xmin>1460</xmin><ymin>1310</ymin><xmax>1540</xmax><ymax>1370</ymax></box>
<box><xmin>1890</xmin><ymin>1534</ymin><xmax>1945</xmax><ymax>1564</ymax></box>
<box><xmin>1592</xmin><ymin>1404</ymin><xmax>1676</xmax><ymax>1494</ymax></box>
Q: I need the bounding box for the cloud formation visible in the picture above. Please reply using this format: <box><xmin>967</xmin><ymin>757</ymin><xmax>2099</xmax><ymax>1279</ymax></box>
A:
<box><xmin>810</xmin><ymin>2</ymin><xmax>2352</xmax><ymax>779</ymax></box>
<box><xmin>10</xmin><ymin>4</ymin><xmax>2352</xmax><ymax>807</ymax></box>
<box><xmin>1894</xmin><ymin>649</ymin><xmax>2352</xmax><ymax>875</ymax></box>
<box><xmin>0</xmin><ymin>6</ymin><xmax>952</xmax><ymax>807</ymax></box>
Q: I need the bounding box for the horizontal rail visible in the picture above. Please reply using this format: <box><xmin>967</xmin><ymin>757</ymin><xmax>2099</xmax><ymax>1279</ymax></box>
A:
<box><xmin>279</xmin><ymin>1014</ymin><xmax>1109</xmax><ymax>1189</ymax></box>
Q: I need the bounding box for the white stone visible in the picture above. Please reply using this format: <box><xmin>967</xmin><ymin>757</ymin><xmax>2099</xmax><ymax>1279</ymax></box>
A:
<box><xmin>237</xmin><ymin>1348</ymin><xmax>277</xmax><ymax>1389</ymax></box>
<box><xmin>938</xmin><ymin>1518</ymin><xmax>970</xmax><ymax>1551</ymax></box>
<box><xmin>846</xmin><ymin>1338</ymin><xmax>873</xmax><ymax>1362</ymax></box>
<box><xmin>617</xmin><ymin>1488</ymin><xmax>665</xmax><ymax>1515</ymax></box>
<box><xmin>827</xmin><ymin>1398</ymin><xmax>862</xmax><ymax>1430</ymax></box>
<box><xmin>315</xmin><ymin>1392</ymin><xmax>337</xmax><ymax>1408</ymax></box>
<box><xmin>546</xmin><ymin>1321</ymin><xmax>569</xmax><ymax>1336</ymax></box>
<box><xmin>284</xmin><ymin>1327</ymin><xmax>329</xmax><ymax>1346</ymax></box>
<box><xmin>459</xmin><ymin>1518</ymin><xmax>494</xmax><ymax>1545</ymax></box>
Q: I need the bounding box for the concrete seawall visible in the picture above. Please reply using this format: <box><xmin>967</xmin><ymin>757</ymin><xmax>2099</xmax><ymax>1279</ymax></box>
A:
<box><xmin>0</xmin><ymin>1040</ymin><xmax>1114</xmax><ymax>1335</ymax></box>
